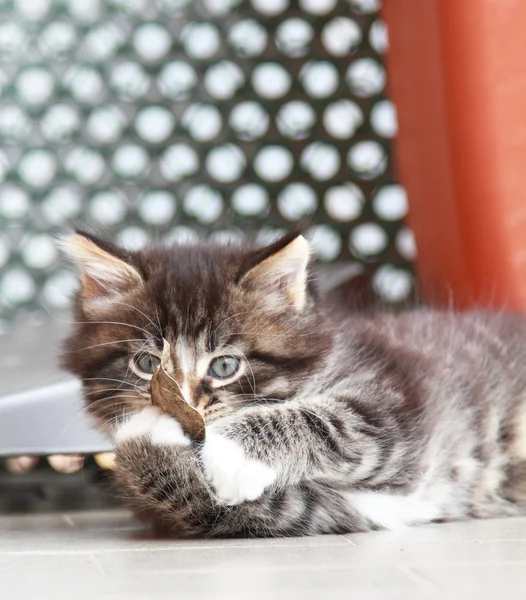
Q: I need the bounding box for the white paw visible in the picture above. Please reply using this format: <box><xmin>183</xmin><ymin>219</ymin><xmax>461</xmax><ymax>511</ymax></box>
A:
<box><xmin>201</xmin><ymin>431</ymin><xmax>277</xmax><ymax>505</ymax></box>
<box><xmin>116</xmin><ymin>407</ymin><xmax>190</xmax><ymax>447</ymax></box>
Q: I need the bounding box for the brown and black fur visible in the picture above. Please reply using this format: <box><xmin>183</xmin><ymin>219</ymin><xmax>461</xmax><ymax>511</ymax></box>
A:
<box><xmin>61</xmin><ymin>230</ymin><xmax>526</xmax><ymax>537</ymax></box>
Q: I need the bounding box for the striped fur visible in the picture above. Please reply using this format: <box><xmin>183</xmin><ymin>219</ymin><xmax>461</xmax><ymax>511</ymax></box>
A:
<box><xmin>62</xmin><ymin>232</ymin><xmax>526</xmax><ymax>537</ymax></box>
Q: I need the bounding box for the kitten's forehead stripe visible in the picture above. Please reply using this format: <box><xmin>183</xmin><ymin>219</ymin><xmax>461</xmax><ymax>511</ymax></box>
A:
<box><xmin>175</xmin><ymin>337</ymin><xmax>193</xmax><ymax>406</ymax></box>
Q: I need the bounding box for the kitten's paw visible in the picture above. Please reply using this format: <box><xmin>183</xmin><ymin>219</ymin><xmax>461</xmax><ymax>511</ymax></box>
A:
<box><xmin>150</xmin><ymin>415</ymin><xmax>190</xmax><ymax>447</ymax></box>
<box><xmin>116</xmin><ymin>407</ymin><xmax>190</xmax><ymax>447</ymax></box>
<box><xmin>201</xmin><ymin>431</ymin><xmax>277</xmax><ymax>505</ymax></box>
<box><xmin>115</xmin><ymin>407</ymin><xmax>161</xmax><ymax>442</ymax></box>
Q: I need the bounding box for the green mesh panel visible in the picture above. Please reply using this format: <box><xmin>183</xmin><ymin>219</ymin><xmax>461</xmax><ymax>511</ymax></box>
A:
<box><xmin>0</xmin><ymin>0</ymin><xmax>415</xmax><ymax>328</ymax></box>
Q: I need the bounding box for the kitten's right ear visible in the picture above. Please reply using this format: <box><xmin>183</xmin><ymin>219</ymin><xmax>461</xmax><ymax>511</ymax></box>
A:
<box><xmin>60</xmin><ymin>232</ymin><xmax>143</xmax><ymax>303</ymax></box>
<box><xmin>239</xmin><ymin>231</ymin><xmax>311</xmax><ymax>312</ymax></box>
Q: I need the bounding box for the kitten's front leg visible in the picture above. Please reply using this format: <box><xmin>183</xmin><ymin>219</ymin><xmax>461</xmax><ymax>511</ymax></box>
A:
<box><xmin>202</xmin><ymin>396</ymin><xmax>401</xmax><ymax>506</ymax></box>
<box><xmin>114</xmin><ymin>406</ymin><xmax>374</xmax><ymax>536</ymax></box>
<box><xmin>116</xmin><ymin>408</ymin><xmax>277</xmax><ymax>509</ymax></box>
<box><xmin>114</xmin><ymin>408</ymin><xmax>297</xmax><ymax>537</ymax></box>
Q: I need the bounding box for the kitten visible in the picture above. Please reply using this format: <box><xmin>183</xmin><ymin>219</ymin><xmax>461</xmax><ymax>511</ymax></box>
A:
<box><xmin>61</xmin><ymin>230</ymin><xmax>526</xmax><ymax>537</ymax></box>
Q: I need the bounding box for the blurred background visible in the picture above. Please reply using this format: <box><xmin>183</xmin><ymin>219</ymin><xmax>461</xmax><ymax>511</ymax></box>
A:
<box><xmin>0</xmin><ymin>0</ymin><xmax>415</xmax><ymax>331</ymax></box>
<box><xmin>0</xmin><ymin>0</ymin><xmax>417</xmax><ymax>510</ymax></box>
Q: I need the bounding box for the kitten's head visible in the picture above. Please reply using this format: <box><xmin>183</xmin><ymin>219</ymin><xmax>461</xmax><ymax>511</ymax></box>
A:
<box><xmin>60</xmin><ymin>230</ymin><xmax>331</xmax><ymax>433</ymax></box>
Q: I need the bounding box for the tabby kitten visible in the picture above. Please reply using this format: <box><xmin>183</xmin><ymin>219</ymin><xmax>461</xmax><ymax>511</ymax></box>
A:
<box><xmin>62</xmin><ymin>230</ymin><xmax>526</xmax><ymax>537</ymax></box>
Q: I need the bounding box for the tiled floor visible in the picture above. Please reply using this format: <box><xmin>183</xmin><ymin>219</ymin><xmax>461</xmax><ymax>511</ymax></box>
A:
<box><xmin>1</xmin><ymin>511</ymin><xmax>525</xmax><ymax>600</ymax></box>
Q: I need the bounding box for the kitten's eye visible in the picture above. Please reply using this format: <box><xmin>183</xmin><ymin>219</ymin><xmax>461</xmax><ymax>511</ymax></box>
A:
<box><xmin>134</xmin><ymin>354</ymin><xmax>161</xmax><ymax>375</ymax></box>
<box><xmin>208</xmin><ymin>356</ymin><xmax>240</xmax><ymax>379</ymax></box>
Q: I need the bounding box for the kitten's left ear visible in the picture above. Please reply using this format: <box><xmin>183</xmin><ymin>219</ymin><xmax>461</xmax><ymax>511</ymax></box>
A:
<box><xmin>239</xmin><ymin>232</ymin><xmax>311</xmax><ymax>312</ymax></box>
<box><xmin>60</xmin><ymin>231</ymin><xmax>143</xmax><ymax>302</ymax></box>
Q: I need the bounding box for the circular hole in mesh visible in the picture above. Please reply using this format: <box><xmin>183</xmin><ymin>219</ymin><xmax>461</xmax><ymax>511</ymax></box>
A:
<box><xmin>66</xmin><ymin>147</ymin><xmax>105</xmax><ymax>185</ymax></box>
<box><xmin>16</xmin><ymin>67</ymin><xmax>55</xmax><ymax>106</ymax></box>
<box><xmin>323</xmin><ymin>99</ymin><xmax>363</xmax><ymax>139</ymax></box>
<box><xmin>370</xmin><ymin>100</ymin><xmax>397</xmax><ymax>138</ymax></box>
<box><xmin>86</xmin><ymin>105</ymin><xmax>127</xmax><ymax>144</ymax></box>
<box><xmin>111</xmin><ymin>61</ymin><xmax>151</xmax><ymax>100</ymax></box>
<box><xmin>300</xmin><ymin>0</ymin><xmax>337</xmax><ymax>14</ymax></box>
<box><xmin>15</xmin><ymin>0</ymin><xmax>51</xmax><ymax>20</ymax></box>
<box><xmin>208</xmin><ymin>228</ymin><xmax>246</xmax><ymax>245</ymax></box>
<box><xmin>138</xmin><ymin>190</ymin><xmax>177</xmax><ymax>225</ymax></box>
<box><xmin>0</xmin><ymin>105</ymin><xmax>31</xmax><ymax>141</ymax></box>
<box><xmin>346</xmin><ymin>58</ymin><xmax>386</xmax><ymax>97</ymax></box>
<box><xmin>39</xmin><ymin>21</ymin><xmax>76</xmax><ymax>57</ymax></box>
<box><xmin>18</xmin><ymin>150</ymin><xmax>57</xmax><ymax>188</ymax></box>
<box><xmin>301</xmin><ymin>143</ymin><xmax>341</xmax><ymax>181</ymax></box>
<box><xmin>254</xmin><ymin>146</ymin><xmax>293</xmax><ymax>182</ymax></box>
<box><xmin>133</xmin><ymin>22</ymin><xmax>172</xmax><ymax>61</ymax></box>
<box><xmin>277</xmin><ymin>183</ymin><xmax>317</xmax><ymax>221</ymax></box>
<box><xmin>322</xmin><ymin>17</ymin><xmax>362</xmax><ymax>56</ymax></box>
<box><xmin>183</xmin><ymin>104</ymin><xmax>223</xmax><ymax>142</ymax></box>
<box><xmin>373</xmin><ymin>184</ymin><xmax>407</xmax><ymax>221</ymax></box>
<box><xmin>41</xmin><ymin>186</ymin><xmax>82</xmax><ymax>225</ymax></box>
<box><xmin>135</xmin><ymin>105</ymin><xmax>175</xmax><ymax>144</ymax></box>
<box><xmin>228</xmin><ymin>19</ymin><xmax>267</xmax><ymax>57</ymax></box>
<box><xmin>251</xmin><ymin>0</ymin><xmax>289</xmax><ymax>14</ymax></box>
<box><xmin>117</xmin><ymin>226</ymin><xmax>150</xmax><ymax>251</ymax></box>
<box><xmin>89</xmin><ymin>190</ymin><xmax>128</xmax><ymax>225</ymax></box>
<box><xmin>158</xmin><ymin>61</ymin><xmax>197</xmax><ymax>101</ymax></box>
<box><xmin>252</xmin><ymin>63</ymin><xmax>292</xmax><ymax>100</ymax></box>
<box><xmin>206</xmin><ymin>144</ymin><xmax>246</xmax><ymax>183</ymax></box>
<box><xmin>324</xmin><ymin>183</ymin><xmax>364</xmax><ymax>222</ymax></box>
<box><xmin>164</xmin><ymin>226</ymin><xmax>200</xmax><ymax>244</ymax></box>
<box><xmin>0</xmin><ymin>185</ymin><xmax>30</xmax><ymax>220</ymax></box>
<box><xmin>347</xmin><ymin>140</ymin><xmax>387</xmax><ymax>180</ymax></box>
<box><xmin>41</xmin><ymin>103</ymin><xmax>80</xmax><ymax>142</ymax></box>
<box><xmin>350</xmin><ymin>222</ymin><xmax>388</xmax><ymax>259</ymax></box>
<box><xmin>21</xmin><ymin>233</ymin><xmax>58</xmax><ymax>270</ymax></box>
<box><xmin>182</xmin><ymin>22</ymin><xmax>220</xmax><ymax>60</ymax></box>
<box><xmin>84</xmin><ymin>22</ymin><xmax>125</xmax><ymax>61</ymax></box>
<box><xmin>231</xmin><ymin>184</ymin><xmax>269</xmax><ymax>216</ymax></box>
<box><xmin>300</xmin><ymin>62</ymin><xmax>339</xmax><ymax>98</ymax></box>
<box><xmin>348</xmin><ymin>0</ymin><xmax>381</xmax><ymax>13</ymax></box>
<box><xmin>373</xmin><ymin>265</ymin><xmax>412</xmax><ymax>303</ymax></box>
<box><xmin>276</xmin><ymin>101</ymin><xmax>316</xmax><ymax>140</ymax></box>
<box><xmin>310</xmin><ymin>224</ymin><xmax>342</xmax><ymax>261</ymax></box>
<box><xmin>369</xmin><ymin>19</ymin><xmax>388</xmax><ymax>54</ymax></box>
<box><xmin>184</xmin><ymin>186</ymin><xmax>224</xmax><ymax>224</ymax></box>
<box><xmin>396</xmin><ymin>227</ymin><xmax>417</xmax><ymax>261</ymax></box>
<box><xmin>230</xmin><ymin>101</ymin><xmax>269</xmax><ymax>141</ymax></box>
<box><xmin>275</xmin><ymin>18</ymin><xmax>313</xmax><ymax>58</ymax></box>
<box><xmin>0</xmin><ymin>22</ymin><xmax>29</xmax><ymax>58</ymax></box>
<box><xmin>160</xmin><ymin>143</ymin><xmax>199</xmax><ymax>182</ymax></box>
<box><xmin>65</xmin><ymin>0</ymin><xmax>102</xmax><ymax>22</ymax></box>
<box><xmin>0</xmin><ymin>269</ymin><xmax>36</xmax><ymax>306</ymax></box>
<box><xmin>112</xmin><ymin>144</ymin><xmax>149</xmax><ymax>179</ymax></box>
<box><xmin>65</xmin><ymin>66</ymin><xmax>105</xmax><ymax>104</ymax></box>
<box><xmin>205</xmin><ymin>61</ymin><xmax>245</xmax><ymax>100</ymax></box>
<box><xmin>42</xmin><ymin>270</ymin><xmax>78</xmax><ymax>309</ymax></box>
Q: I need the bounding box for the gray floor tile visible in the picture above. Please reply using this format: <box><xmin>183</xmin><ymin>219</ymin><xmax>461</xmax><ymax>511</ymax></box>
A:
<box><xmin>0</xmin><ymin>510</ymin><xmax>525</xmax><ymax>599</ymax></box>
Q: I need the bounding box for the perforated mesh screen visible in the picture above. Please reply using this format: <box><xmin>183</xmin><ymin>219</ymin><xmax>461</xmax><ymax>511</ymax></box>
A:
<box><xmin>0</xmin><ymin>0</ymin><xmax>415</xmax><ymax>328</ymax></box>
